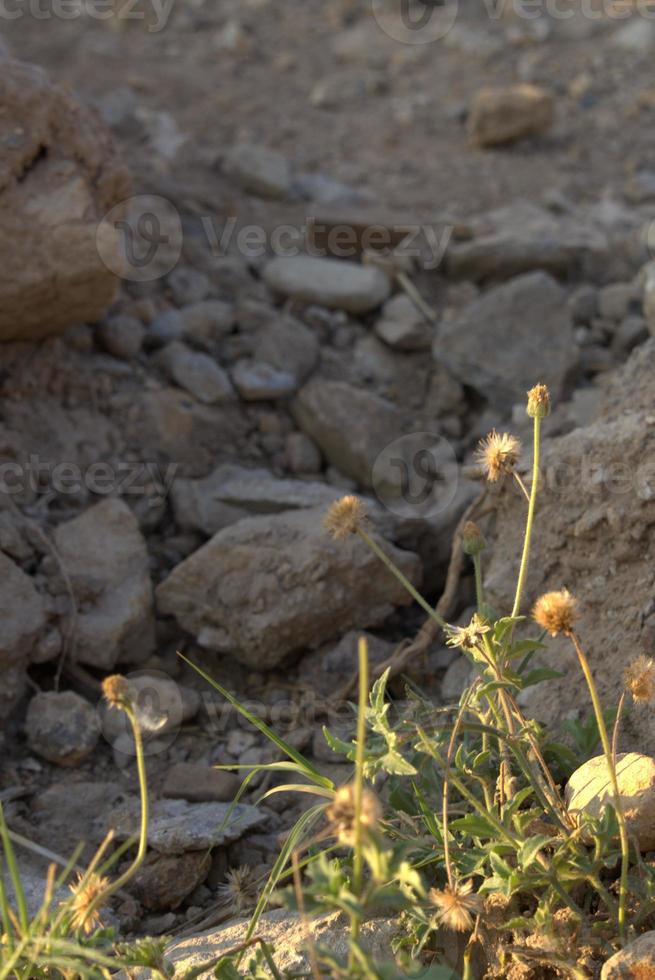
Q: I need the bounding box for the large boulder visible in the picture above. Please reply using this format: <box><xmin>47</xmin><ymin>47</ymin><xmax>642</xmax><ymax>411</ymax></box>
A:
<box><xmin>566</xmin><ymin>753</ymin><xmax>655</xmax><ymax>852</ymax></box>
<box><xmin>0</xmin><ymin>552</ymin><xmax>47</xmax><ymax>719</ymax></box>
<box><xmin>156</xmin><ymin>507</ymin><xmax>422</xmax><ymax>669</ymax></box>
<box><xmin>53</xmin><ymin>498</ymin><xmax>155</xmax><ymax>669</ymax></box>
<box><xmin>482</xmin><ymin>340</ymin><xmax>655</xmax><ymax>751</ymax></box>
<box><xmin>0</xmin><ymin>59</ymin><xmax>131</xmax><ymax>341</ymax></box>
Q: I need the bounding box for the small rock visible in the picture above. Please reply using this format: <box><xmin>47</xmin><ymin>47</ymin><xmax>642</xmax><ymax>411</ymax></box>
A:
<box><xmin>601</xmin><ymin>930</ymin><xmax>655</xmax><ymax>979</ymax></box>
<box><xmin>263</xmin><ymin>256</ymin><xmax>390</xmax><ymax>314</ymax></box>
<box><xmin>157</xmin><ymin>341</ymin><xmax>235</xmax><ymax>405</ymax></box>
<box><xmin>53</xmin><ymin>499</ymin><xmax>155</xmax><ymax>670</ymax></box>
<box><xmin>310</xmin><ymin>68</ymin><xmax>387</xmax><ymax>109</ymax></box>
<box><xmin>285</xmin><ymin>432</ymin><xmax>322</xmax><ymax>475</ymax></box>
<box><xmin>468</xmin><ymin>84</ymin><xmax>555</xmax><ymax>148</ymax></box>
<box><xmin>131</xmin><ymin>851</ymin><xmax>210</xmax><ymax>911</ymax></box>
<box><xmin>597</xmin><ymin>282</ymin><xmax>640</xmax><ymax>322</ymax></box>
<box><xmin>110</xmin><ymin>798</ymin><xmax>265</xmax><ymax>854</ymax></box>
<box><xmin>98</xmin><ymin>315</ymin><xmax>145</xmax><ymax>360</ymax></box>
<box><xmin>612</xmin><ymin>19</ymin><xmax>655</xmax><ymax>54</ymax></box>
<box><xmin>612</xmin><ymin>316</ymin><xmax>648</xmax><ymax>356</ymax></box>
<box><xmin>168</xmin><ymin>267</ymin><xmax>211</xmax><ymax>306</ymax></box>
<box><xmin>26</xmin><ymin>690</ymin><xmax>99</xmax><ymax>766</ymax></box>
<box><xmin>180</xmin><ymin>300</ymin><xmax>236</xmax><ymax>345</ymax></box>
<box><xmin>163</xmin><ymin>763</ymin><xmax>240</xmax><ymax>803</ymax></box>
<box><xmin>231</xmin><ymin>360</ymin><xmax>297</xmax><ymax>400</ymax></box>
<box><xmin>147</xmin><ymin>309</ymin><xmax>185</xmax><ymax>348</ymax></box>
<box><xmin>441</xmin><ymin>655</ymin><xmax>474</xmax><ymax>702</ymax></box>
<box><xmin>643</xmin><ymin>262</ymin><xmax>655</xmax><ymax>335</ymax></box>
<box><xmin>568</xmin><ymin>284</ymin><xmax>598</xmax><ymax>324</ymax></box>
<box><xmin>156</xmin><ymin>508</ymin><xmax>421</xmax><ymax>669</ymax></box>
<box><xmin>253</xmin><ymin>315</ymin><xmax>319</xmax><ymax>385</ymax></box>
<box><xmin>566</xmin><ymin>752</ymin><xmax>655</xmax><ymax>851</ymax></box>
<box><xmin>223</xmin><ymin>143</ymin><xmax>292</xmax><ymax>200</ymax></box>
<box><xmin>292</xmin><ymin>378</ymin><xmax>406</xmax><ymax>487</ymax></box>
<box><xmin>0</xmin><ymin>553</ymin><xmax>48</xmax><ymax>719</ymax></box>
<box><xmin>374</xmin><ymin>294</ymin><xmax>433</xmax><ymax>351</ymax></box>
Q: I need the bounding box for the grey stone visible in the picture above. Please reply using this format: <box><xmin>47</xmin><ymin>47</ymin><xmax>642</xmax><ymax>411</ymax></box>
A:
<box><xmin>109</xmin><ymin>797</ymin><xmax>265</xmax><ymax>854</ymax></box>
<box><xmin>0</xmin><ymin>552</ymin><xmax>47</xmax><ymax>719</ymax></box>
<box><xmin>292</xmin><ymin>378</ymin><xmax>406</xmax><ymax>487</ymax></box>
<box><xmin>285</xmin><ymin>431</ymin><xmax>323</xmax><ymax>474</ymax></box>
<box><xmin>171</xmin><ymin>463</ymin><xmax>341</xmax><ymax>536</ymax></box>
<box><xmin>162</xmin><ymin>763</ymin><xmax>240</xmax><ymax>803</ymax></box>
<box><xmin>147</xmin><ymin>309</ymin><xmax>186</xmax><ymax>348</ymax></box>
<box><xmin>612</xmin><ymin>315</ymin><xmax>648</xmax><ymax>356</ymax></box>
<box><xmin>167</xmin><ymin>267</ymin><xmax>211</xmax><ymax>306</ymax></box>
<box><xmin>568</xmin><ymin>284</ymin><xmax>598</xmax><ymax>324</ymax></box>
<box><xmin>156</xmin><ymin>507</ymin><xmax>421</xmax><ymax>669</ymax></box>
<box><xmin>53</xmin><ymin>498</ymin><xmax>155</xmax><ymax>670</ymax></box>
<box><xmin>223</xmin><ymin>143</ymin><xmax>292</xmax><ymax>200</ymax></box>
<box><xmin>643</xmin><ymin>262</ymin><xmax>655</xmax><ymax>335</ymax></box>
<box><xmin>180</xmin><ymin>300</ymin><xmax>235</xmax><ymax>345</ymax></box>
<box><xmin>253</xmin><ymin>315</ymin><xmax>319</xmax><ymax>384</ymax></box>
<box><xmin>157</xmin><ymin>341</ymin><xmax>235</xmax><ymax>404</ymax></box>
<box><xmin>131</xmin><ymin>850</ymin><xmax>210</xmax><ymax>912</ymax></box>
<box><xmin>435</xmin><ymin>271</ymin><xmax>577</xmax><ymax>412</ymax></box>
<box><xmin>263</xmin><ymin>256</ymin><xmax>390</xmax><ymax>314</ymax></box>
<box><xmin>612</xmin><ymin>19</ymin><xmax>655</xmax><ymax>53</ymax></box>
<box><xmin>98</xmin><ymin>315</ymin><xmax>145</xmax><ymax>360</ymax></box>
<box><xmin>26</xmin><ymin>690</ymin><xmax>99</xmax><ymax>766</ymax></box>
<box><xmin>597</xmin><ymin>282</ymin><xmax>640</xmax><ymax>322</ymax></box>
<box><xmin>374</xmin><ymin>294</ymin><xmax>433</xmax><ymax>351</ymax></box>
<box><xmin>231</xmin><ymin>359</ymin><xmax>297</xmax><ymax>400</ymax></box>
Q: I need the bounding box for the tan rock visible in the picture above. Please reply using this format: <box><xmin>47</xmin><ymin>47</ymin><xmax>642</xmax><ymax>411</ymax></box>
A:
<box><xmin>0</xmin><ymin>59</ymin><xmax>131</xmax><ymax>340</ymax></box>
<box><xmin>468</xmin><ymin>84</ymin><xmax>555</xmax><ymax>148</ymax></box>
<box><xmin>566</xmin><ymin>753</ymin><xmax>655</xmax><ymax>851</ymax></box>
<box><xmin>601</xmin><ymin>930</ymin><xmax>655</xmax><ymax>979</ymax></box>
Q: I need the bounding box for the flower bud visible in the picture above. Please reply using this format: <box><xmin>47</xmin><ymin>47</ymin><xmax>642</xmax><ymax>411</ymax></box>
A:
<box><xmin>527</xmin><ymin>383</ymin><xmax>551</xmax><ymax>419</ymax></box>
<box><xmin>462</xmin><ymin>521</ymin><xmax>485</xmax><ymax>556</ymax></box>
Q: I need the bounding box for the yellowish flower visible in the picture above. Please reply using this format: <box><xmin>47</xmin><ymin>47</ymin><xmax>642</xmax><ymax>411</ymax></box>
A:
<box><xmin>323</xmin><ymin>495</ymin><xmax>368</xmax><ymax>541</ymax></box>
<box><xmin>532</xmin><ymin>589</ymin><xmax>578</xmax><ymax>637</ymax></box>
<box><xmin>102</xmin><ymin>674</ymin><xmax>132</xmax><ymax>710</ymax></box>
<box><xmin>527</xmin><ymin>383</ymin><xmax>551</xmax><ymax>419</ymax></box>
<box><xmin>625</xmin><ymin>656</ymin><xmax>655</xmax><ymax>704</ymax></box>
<box><xmin>476</xmin><ymin>431</ymin><xmax>521</xmax><ymax>483</ymax></box>
<box><xmin>69</xmin><ymin>872</ymin><xmax>110</xmax><ymax>935</ymax></box>
<box><xmin>446</xmin><ymin>613</ymin><xmax>491</xmax><ymax>651</ymax></box>
<box><xmin>430</xmin><ymin>879</ymin><xmax>483</xmax><ymax>932</ymax></box>
<box><xmin>326</xmin><ymin>784</ymin><xmax>381</xmax><ymax>846</ymax></box>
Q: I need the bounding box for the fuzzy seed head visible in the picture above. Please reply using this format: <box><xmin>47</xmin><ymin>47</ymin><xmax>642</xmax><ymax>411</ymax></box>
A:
<box><xmin>532</xmin><ymin>589</ymin><xmax>578</xmax><ymax>636</ymax></box>
<box><xmin>323</xmin><ymin>495</ymin><xmax>367</xmax><ymax>541</ymax></box>
<box><xmin>69</xmin><ymin>872</ymin><xmax>110</xmax><ymax>935</ymax></box>
<box><xmin>430</xmin><ymin>880</ymin><xmax>483</xmax><ymax>933</ymax></box>
<box><xmin>216</xmin><ymin>866</ymin><xmax>258</xmax><ymax>915</ymax></box>
<box><xmin>102</xmin><ymin>674</ymin><xmax>132</xmax><ymax>710</ymax></box>
<box><xmin>446</xmin><ymin>613</ymin><xmax>491</xmax><ymax>651</ymax></box>
<box><xmin>326</xmin><ymin>784</ymin><xmax>381</xmax><ymax>846</ymax></box>
<box><xmin>527</xmin><ymin>383</ymin><xmax>551</xmax><ymax>419</ymax></box>
<box><xmin>625</xmin><ymin>656</ymin><xmax>655</xmax><ymax>704</ymax></box>
<box><xmin>476</xmin><ymin>431</ymin><xmax>521</xmax><ymax>483</ymax></box>
<box><xmin>462</xmin><ymin>521</ymin><xmax>486</xmax><ymax>557</ymax></box>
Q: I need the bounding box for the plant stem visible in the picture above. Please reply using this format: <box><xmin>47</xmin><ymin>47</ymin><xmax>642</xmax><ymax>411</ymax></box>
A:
<box><xmin>358</xmin><ymin>528</ymin><xmax>446</xmax><ymax>630</ymax></box>
<box><xmin>511</xmin><ymin>415</ymin><xmax>541</xmax><ymax>620</ymax></box>
<box><xmin>473</xmin><ymin>553</ymin><xmax>484</xmax><ymax>615</ymax></box>
<box><xmin>350</xmin><ymin>637</ymin><xmax>369</xmax><ymax>956</ymax></box>
<box><xmin>569</xmin><ymin>631</ymin><xmax>630</xmax><ymax>943</ymax></box>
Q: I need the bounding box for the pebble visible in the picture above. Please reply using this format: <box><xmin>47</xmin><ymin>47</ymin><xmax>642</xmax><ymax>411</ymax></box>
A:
<box><xmin>98</xmin><ymin>315</ymin><xmax>145</xmax><ymax>360</ymax></box>
<box><xmin>167</xmin><ymin>266</ymin><xmax>211</xmax><ymax>306</ymax></box>
<box><xmin>157</xmin><ymin>341</ymin><xmax>236</xmax><ymax>404</ymax></box>
<box><xmin>374</xmin><ymin>293</ymin><xmax>433</xmax><ymax>351</ymax></box>
<box><xmin>597</xmin><ymin>282</ymin><xmax>640</xmax><ymax>322</ymax></box>
<box><xmin>285</xmin><ymin>431</ymin><xmax>322</xmax><ymax>475</ymax></box>
<box><xmin>263</xmin><ymin>255</ymin><xmax>390</xmax><ymax>314</ymax></box>
<box><xmin>231</xmin><ymin>359</ymin><xmax>297</xmax><ymax>401</ymax></box>
<box><xmin>468</xmin><ymin>84</ymin><xmax>555</xmax><ymax>148</ymax></box>
<box><xmin>131</xmin><ymin>850</ymin><xmax>211</xmax><ymax>911</ymax></box>
<box><xmin>223</xmin><ymin>143</ymin><xmax>292</xmax><ymax>200</ymax></box>
<box><xmin>110</xmin><ymin>798</ymin><xmax>266</xmax><ymax>854</ymax></box>
<box><xmin>601</xmin><ymin>930</ymin><xmax>655</xmax><ymax>979</ymax></box>
<box><xmin>163</xmin><ymin>763</ymin><xmax>240</xmax><ymax>803</ymax></box>
<box><xmin>26</xmin><ymin>691</ymin><xmax>99</xmax><ymax>767</ymax></box>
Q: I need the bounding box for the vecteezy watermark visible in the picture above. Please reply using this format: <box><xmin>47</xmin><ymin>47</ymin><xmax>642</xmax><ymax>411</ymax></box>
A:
<box><xmin>372</xmin><ymin>432</ymin><xmax>459</xmax><ymax>520</ymax></box>
<box><xmin>480</xmin><ymin>0</ymin><xmax>655</xmax><ymax>21</ymax></box>
<box><xmin>0</xmin><ymin>457</ymin><xmax>178</xmax><ymax>501</ymax></box>
<box><xmin>97</xmin><ymin>195</ymin><xmax>184</xmax><ymax>283</ymax></box>
<box><xmin>371</xmin><ymin>0</ymin><xmax>460</xmax><ymax>45</ymax></box>
<box><xmin>0</xmin><ymin>0</ymin><xmax>175</xmax><ymax>31</ymax></box>
<box><xmin>98</xmin><ymin>670</ymin><xmax>186</xmax><ymax>758</ymax></box>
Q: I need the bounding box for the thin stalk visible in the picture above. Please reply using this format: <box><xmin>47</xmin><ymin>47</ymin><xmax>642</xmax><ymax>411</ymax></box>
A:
<box><xmin>443</xmin><ymin>683</ymin><xmax>480</xmax><ymax>887</ymax></box>
<box><xmin>513</xmin><ymin>471</ymin><xmax>531</xmax><ymax>503</ymax></box>
<box><xmin>612</xmin><ymin>692</ymin><xmax>626</xmax><ymax>770</ymax></box>
<box><xmin>473</xmin><ymin>553</ymin><xmax>484</xmax><ymax>615</ymax></box>
<box><xmin>358</xmin><ymin>528</ymin><xmax>446</xmax><ymax>630</ymax></box>
<box><xmin>569</xmin><ymin>631</ymin><xmax>630</xmax><ymax>943</ymax></box>
<box><xmin>350</xmin><ymin>637</ymin><xmax>369</xmax><ymax>958</ymax></box>
<box><xmin>511</xmin><ymin>416</ymin><xmax>542</xmax><ymax>619</ymax></box>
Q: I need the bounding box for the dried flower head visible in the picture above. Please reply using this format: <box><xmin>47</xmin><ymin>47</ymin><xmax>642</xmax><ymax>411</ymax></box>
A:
<box><xmin>326</xmin><ymin>784</ymin><xmax>381</xmax><ymax>846</ymax></box>
<box><xmin>476</xmin><ymin>431</ymin><xmax>521</xmax><ymax>483</ymax></box>
<box><xmin>532</xmin><ymin>589</ymin><xmax>578</xmax><ymax>636</ymax></box>
<box><xmin>446</xmin><ymin>613</ymin><xmax>491</xmax><ymax>651</ymax></box>
<box><xmin>102</xmin><ymin>674</ymin><xmax>133</xmax><ymax>710</ymax></box>
<box><xmin>462</xmin><ymin>521</ymin><xmax>486</xmax><ymax>557</ymax></box>
<box><xmin>323</xmin><ymin>495</ymin><xmax>367</xmax><ymax>541</ymax></box>
<box><xmin>69</xmin><ymin>872</ymin><xmax>110</xmax><ymax>935</ymax></box>
<box><xmin>430</xmin><ymin>879</ymin><xmax>483</xmax><ymax>932</ymax></box>
<box><xmin>216</xmin><ymin>866</ymin><xmax>258</xmax><ymax>915</ymax></box>
<box><xmin>527</xmin><ymin>383</ymin><xmax>551</xmax><ymax>419</ymax></box>
<box><xmin>625</xmin><ymin>656</ymin><xmax>655</xmax><ymax>704</ymax></box>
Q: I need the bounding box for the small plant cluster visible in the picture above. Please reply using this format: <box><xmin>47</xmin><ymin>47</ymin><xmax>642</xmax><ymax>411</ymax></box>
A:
<box><xmin>3</xmin><ymin>383</ymin><xmax>655</xmax><ymax>978</ymax></box>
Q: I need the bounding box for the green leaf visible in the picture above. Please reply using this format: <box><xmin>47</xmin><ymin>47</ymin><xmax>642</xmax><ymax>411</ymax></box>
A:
<box><xmin>450</xmin><ymin>814</ymin><xmax>499</xmax><ymax>839</ymax></box>
<box><xmin>520</xmin><ymin>668</ymin><xmax>563</xmax><ymax>689</ymax></box>
<box><xmin>518</xmin><ymin>835</ymin><xmax>552</xmax><ymax>870</ymax></box>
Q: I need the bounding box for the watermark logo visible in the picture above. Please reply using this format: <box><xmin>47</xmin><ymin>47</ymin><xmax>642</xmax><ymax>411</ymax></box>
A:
<box><xmin>98</xmin><ymin>669</ymin><xmax>186</xmax><ymax>758</ymax></box>
<box><xmin>97</xmin><ymin>194</ymin><xmax>183</xmax><ymax>283</ymax></box>
<box><xmin>0</xmin><ymin>0</ymin><xmax>175</xmax><ymax>32</ymax></box>
<box><xmin>371</xmin><ymin>0</ymin><xmax>460</xmax><ymax>45</ymax></box>
<box><xmin>372</xmin><ymin>432</ymin><xmax>459</xmax><ymax>519</ymax></box>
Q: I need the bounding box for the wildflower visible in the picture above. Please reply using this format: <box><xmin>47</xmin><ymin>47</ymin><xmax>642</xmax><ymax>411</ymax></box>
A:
<box><xmin>69</xmin><ymin>872</ymin><xmax>110</xmax><ymax>935</ymax></box>
<box><xmin>430</xmin><ymin>880</ymin><xmax>483</xmax><ymax>932</ymax></box>
<box><xmin>102</xmin><ymin>674</ymin><xmax>133</xmax><ymax>710</ymax></box>
<box><xmin>532</xmin><ymin>589</ymin><xmax>578</xmax><ymax>636</ymax></box>
<box><xmin>216</xmin><ymin>866</ymin><xmax>258</xmax><ymax>915</ymax></box>
<box><xmin>446</xmin><ymin>613</ymin><xmax>490</xmax><ymax>651</ymax></box>
<box><xmin>625</xmin><ymin>655</ymin><xmax>655</xmax><ymax>704</ymax></box>
<box><xmin>323</xmin><ymin>495</ymin><xmax>367</xmax><ymax>541</ymax></box>
<box><xmin>462</xmin><ymin>521</ymin><xmax>486</xmax><ymax>556</ymax></box>
<box><xmin>527</xmin><ymin>383</ymin><xmax>551</xmax><ymax>419</ymax></box>
<box><xmin>326</xmin><ymin>784</ymin><xmax>381</xmax><ymax>846</ymax></box>
<box><xmin>475</xmin><ymin>431</ymin><xmax>521</xmax><ymax>483</ymax></box>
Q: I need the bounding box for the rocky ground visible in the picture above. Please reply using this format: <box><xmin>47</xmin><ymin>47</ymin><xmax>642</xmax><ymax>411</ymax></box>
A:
<box><xmin>1</xmin><ymin>0</ymin><xmax>655</xmax><ymax>951</ymax></box>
